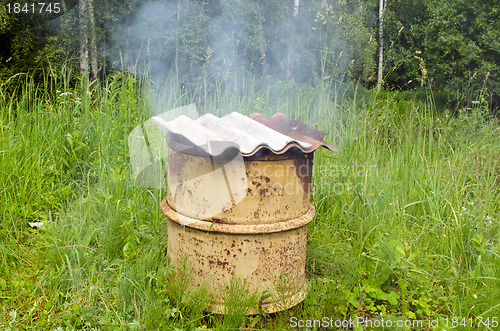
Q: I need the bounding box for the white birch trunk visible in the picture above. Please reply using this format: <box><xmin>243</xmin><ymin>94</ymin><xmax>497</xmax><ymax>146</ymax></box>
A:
<box><xmin>287</xmin><ymin>0</ymin><xmax>300</xmax><ymax>79</ymax></box>
<box><xmin>377</xmin><ymin>0</ymin><xmax>386</xmax><ymax>91</ymax></box>
<box><xmin>79</xmin><ymin>0</ymin><xmax>89</xmax><ymax>82</ymax></box>
<box><xmin>89</xmin><ymin>0</ymin><xmax>98</xmax><ymax>81</ymax></box>
<box><xmin>175</xmin><ymin>0</ymin><xmax>180</xmax><ymax>74</ymax></box>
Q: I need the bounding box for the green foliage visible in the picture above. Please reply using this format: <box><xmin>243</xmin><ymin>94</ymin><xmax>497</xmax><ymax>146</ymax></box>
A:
<box><xmin>423</xmin><ymin>0</ymin><xmax>499</xmax><ymax>108</ymax></box>
<box><xmin>0</xmin><ymin>4</ymin><xmax>8</xmax><ymax>32</ymax></box>
<box><xmin>377</xmin><ymin>0</ymin><xmax>500</xmax><ymax>110</ymax></box>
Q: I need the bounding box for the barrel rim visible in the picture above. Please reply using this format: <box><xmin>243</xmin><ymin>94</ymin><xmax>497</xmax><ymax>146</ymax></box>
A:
<box><xmin>161</xmin><ymin>196</ymin><xmax>315</xmax><ymax>234</ymax></box>
<box><xmin>167</xmin><ymin>136</ymin><xmax>314</xmax><ymax>161</ymax></box>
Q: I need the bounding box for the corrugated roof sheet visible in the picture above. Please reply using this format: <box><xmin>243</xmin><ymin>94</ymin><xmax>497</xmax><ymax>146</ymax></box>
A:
<box><xmin>151</xmin><ymin>112</ymin><xmax>337</xmax><ymax>157</ymax></box>
<box><xmin>248</xmin><ymin>113</ymin><xmax>338</xmax><ymax>153</ymax></box>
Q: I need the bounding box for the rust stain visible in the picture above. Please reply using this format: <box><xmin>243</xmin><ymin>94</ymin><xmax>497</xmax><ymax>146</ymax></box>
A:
<box><xmin>208</xmin><ymin>259</ymin><xmax>229</xmax><ymax>269</ymax></box>
<box><xmin>293</xmin><ymin>154</ymin><xmax>313</xmax><ymax>195</ymax></box>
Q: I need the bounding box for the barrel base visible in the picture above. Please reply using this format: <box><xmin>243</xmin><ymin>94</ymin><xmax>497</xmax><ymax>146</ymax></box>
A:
<box><xmin>208</xmin><ymin>281</ymin><xmax>309</xmax><ymax>315</ymax></box>
<box><xmin>162</xmin><ymin>198</ymin><xmax>312</xmax><ymax>314</ymax></box>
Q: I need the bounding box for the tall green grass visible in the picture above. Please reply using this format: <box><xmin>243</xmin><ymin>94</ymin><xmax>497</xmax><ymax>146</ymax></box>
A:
<box><xmin>0</xmin><ymin>68</ymin><xmax>498</xmax><ymax>330</ymax></box>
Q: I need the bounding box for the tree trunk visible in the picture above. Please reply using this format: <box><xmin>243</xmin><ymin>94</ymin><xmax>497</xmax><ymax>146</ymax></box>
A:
<box><xmin>79</xmin><ymin>0</ymin><xmax>89</xmax><ymax>83</ymax></box>
<box><xmin>287</xmin><ymin>0</ymin><xmax>300</xmax><ymax>80</ymax></box>
<box><xmin>89</xmin><ymin>0</ymin><xmax>98</xmax><ymax>81</ymax></box>
<box><xmin>175</xmin><ymin>0</ymin><xmax>181</xmax><ymax>74</ymax></box>
<box><xmin>377</xmin><ymin>0</ymin><xmax>386</xmax><ymax>91</ymax></box>
<box><xmin>259</xmin><ymin>20</ymin><xmax>268</xmax><ymax>77</ymax></box>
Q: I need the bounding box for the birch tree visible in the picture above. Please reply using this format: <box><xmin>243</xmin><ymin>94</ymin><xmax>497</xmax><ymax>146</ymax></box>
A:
<box><xmin>89</xmin><ymin>0</ymin><xmax>98</xmax><ymax>81</ymax></box>
<box><xmin>377</xmin><ymin>0</ymin><xmax>387</xmax><ymax>90</ymax></box>
<box><xmin>79</xmin><ymin>0</ymin><xmax>98</xmax><ymax>83</ymax></box>
<box><xmin>287</xmin><ymin>0</ymin><xmax>300</xmax><ymax>79</ymax></box>
<box><xmin>79</xmin><ymin>0</ymin><xmax>89</xmax><ymax>81</ymax></box>
<box><xmin>294</xmin><ymin>0</ymin><xmax>300</xmax><ymax>17</ymax></box>
<box><xmin>175</xmin><ymin>0</ymin><xmax>180</xmax><ymax>74</ymax></box>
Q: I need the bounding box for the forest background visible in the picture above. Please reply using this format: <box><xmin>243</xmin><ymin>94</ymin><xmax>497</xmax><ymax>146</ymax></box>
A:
<box><xmin>1</xmin><ymin>0</ymin><xmax>499</xmax><ymax>109</ymax></box>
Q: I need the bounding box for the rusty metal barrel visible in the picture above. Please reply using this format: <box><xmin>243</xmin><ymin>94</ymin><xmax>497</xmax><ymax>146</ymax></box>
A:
<box><xmin>157</xmin><ymin>112</ymin><xmax>337</xmax><ymax>314</ymax></box>
<box><xmin>161</xmin><ymin>147</ymin><xmax>313</xmax><ymax>313</ymax></box>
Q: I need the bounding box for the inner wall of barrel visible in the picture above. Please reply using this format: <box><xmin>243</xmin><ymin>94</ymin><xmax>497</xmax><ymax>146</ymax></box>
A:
<box><xmin>165</xmin><ymin>137</ymin><xmax>314</xmax><ymax>225</ymax></box>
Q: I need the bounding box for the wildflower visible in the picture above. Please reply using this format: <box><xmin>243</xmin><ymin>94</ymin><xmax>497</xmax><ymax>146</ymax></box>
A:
<box><xmin>473</xmin><ymin>294</ymin><xmax>477</xmax><ymax>299</ymax></box>
<box><xmin>374</xmin><ymin>130</ymin><xmax>379</xmax><ymax>134</ymax></box>
<box><xmin>488</xmin><ymin>238</ymin><xmax>492</xmax><ymax>249</ymax></box>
